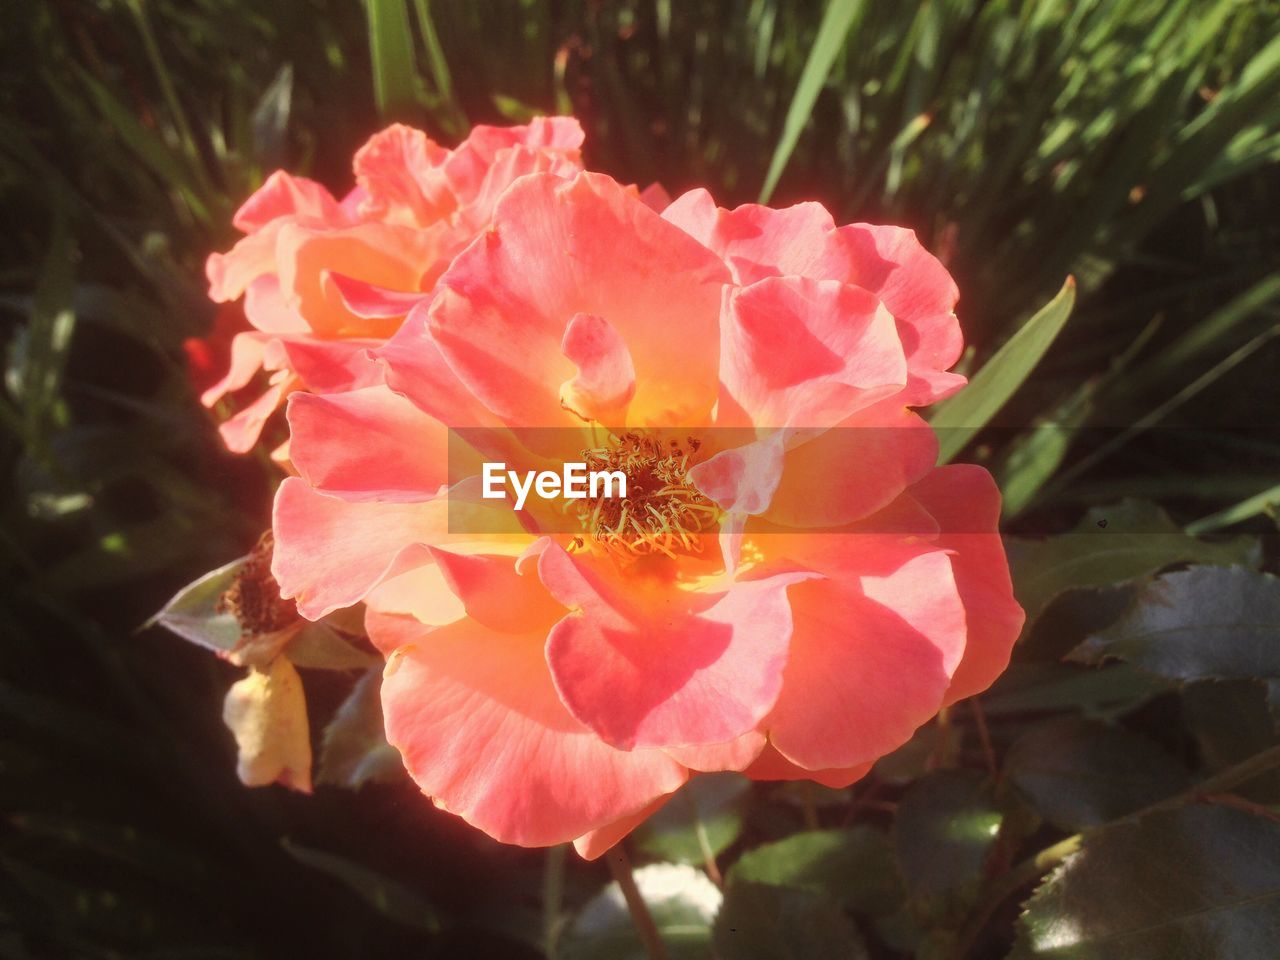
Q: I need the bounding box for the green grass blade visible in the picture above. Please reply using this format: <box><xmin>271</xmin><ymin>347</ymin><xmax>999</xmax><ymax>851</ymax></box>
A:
<box><xmin>931</xmin><ymin>277</ymin><xmax>1077</xmax><ymax>464</ymax></box>
<box><xmin>412</xmin><ymin>0</ymin><xmax>468</xmax><ymax>135</ymax></box>
<box><xmin>1186</xmin><ymin>482</ymin><xmax>1280</xmax><ymax>536</ymax></box>
<box><xmin>758</xmin><ymin>0</ymin><xmax>865</xmax><ymax>202</ymax></box>
<box><xmin>366</xmin><ymin>0</ymin><xmax>422</xmax><ymax>121</ymax></box>
<box><xmin>1125</xmin><ymin>273</ymin><xmax>1280</xmax><ymax>396</ymax></box>
<box><xmin>1042</xmin><ymin>323</ymin><xmax>1280</xmax><ymax>504</ymax></box>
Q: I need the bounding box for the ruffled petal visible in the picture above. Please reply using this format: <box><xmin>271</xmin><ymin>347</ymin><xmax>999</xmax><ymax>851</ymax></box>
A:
<box><xmin>286</xmin><ymin>385</ymin><xmax>448</xmax><ymax>501</ymax></box>
<box><xmin>216</xmin><ymin>372</ymin><xmax>295</xmax><ymax>453</ymax></box>
<box><xmin>559</xmin><ymin>312</ymin><xmax>636</xmax><ymax>424</ymax></box>
<box><xmin>718</xmin><ymin>276</ymin><xmax>907</xmax><ymax>430</ymax></box>
<box><xmin>760</xmin><ymin>403</ymin><xmax>939</xmax><ymax>528</ymax></box>
<box><xmin>764</xmin><ymin>546</ymin><xmax>967</xmax><ymax>770</ymax></box>
<box><xmin>663</xmin><ymin>191</ymin><xmax>845</xmax><ymax>286</ymax></box>
<box><xmin>574</xmin><ymin>797</ymin><xmax>671</xmax><ymax>860</ymax></box>
<box><xmin>274</xmin><ymin>221</ymin><xmax>446</xmax><ymax>338</ymax></box>
<box><xmin>743</xmin><ymin>743</ymin><xmax>872</xmax><ymax>789</ymax></box>
<box><xmin>541</xmin><ymin>545</ymin><xmax>812</xmax><ymax>750</ymax></box>
<box><xmin>271</xmin><ymin>478</ymin><xmax>448</xmax><ymax>619</ymax></box>
<box><xmin>428</xmin><ymin>172</ymin><xmax>730</xmax><ymax>429</ymax></box>
<box><xmin>200</xmin><ymin>331</ymin><xmax>270</xmax><ymax>407</ymax></box>
<box><xmin>232</xmin><ymin>171</ymin><xmax>346</xmax><ymax>233</ymax></box>
<box><xmin>353</xmin><ymin>123</ymin><xmax>453</xmax><ymax>226</ymax></box>
<box><xmin>373</xmin><ymin>613</ymin><xmax>688</xmax><ymax>848</ymax></box>
<box><xmin>908</xmin><ymin>465</ymin><xmax>1025</xmax><ymax>706</ymax></box>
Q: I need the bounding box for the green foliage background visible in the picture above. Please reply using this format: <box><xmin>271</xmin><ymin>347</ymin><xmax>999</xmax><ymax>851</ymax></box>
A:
<box><xmin>2</xmin><ymin>1</ymin><xmax>1279</xmax><ymax>957</ymax></box>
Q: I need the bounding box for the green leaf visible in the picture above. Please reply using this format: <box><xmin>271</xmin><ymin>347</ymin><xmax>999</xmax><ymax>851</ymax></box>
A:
<box><xmin>559</xmin><ymin>863</ymin><xmax>721</xmax><ymax>960</ymax></box>
<box><xmin>147</xmin><ymin>557</ymin><xmax>245</xmax><ymax>655</ymax></box>
<box><xmin>411</xmin><ymin>0</ymin><xmax>467</xmax><ymax>135</ymax></box>
<box><xmin>1182</xmin><ymin>681</ymin><xmax>1280</xmax><ymax>804</ymax></box>
<box><xmin>930</xmin><ymin>277</ymin><xmax>1076</xmax><ymax>464</ymax></box>
<box><xmin>1004</xmin><ymin>718</ymin><xmax>1192</xmax><ymax>831</ymax></box>
<box><xmin>1186</xmin><ymin>480</ymin><xmax>1280</xmax><ymax>535</ymax></box>
<box><xmin>728</xmin><ymin>827</ymin><xmax>903</xmax><ymax>915</ymax></box>
<box><xmin>7</xmin><ymin>210</ymin><xmax>76</xmax><ymax>446</ymax></box>
<box><xmin>982</xmin><ymin>663</ymin><xmax>1169</xmax><ymax>721</ymax></box>
<box><xmin>633</xmin><ymin>772</ymin><xmax>750</xmax><ymax>866</ymax></box>
<box><xmin>996</xmin><ymin>381</ymin><xmax>1097</xmax><ymax>518</ymax></box>
<box><xmin>251</xmin><ymin>63</ymin><xmax>293</xmax><ymax>172</ymax></box>
<box><xmin>759</xmin><ymin>0</ymin><xmax>866</xmax><ymax>203</ymax></box>
<box><xmin>893</xmin><ymin>770</ymin><xmax>1002</xmax><ymax>925</ymax></box>
<box><xmin>1070</xmin><ymin>566</ymin><xmax>1280</xmax><ymax>681</ymax></box>
<box><xmin>872</xmin><ymin>723</ymin><xmax>941</xmax><ymax>785</ymax></box>
<box><xmin>281</xmin><ymin>837</ymin><xmax>442</xmax><ymax>933</ymax></box>
<box><xmin>366</xmin><ymin>0</ymin><xmax>422</xmax><ymax>121</ymax></box>
<box><xmin>714</xmin><ymin>882</ymin><xmax>868</xmax><ymax>960</ymax></box>
<box><xmin>317</xmin><ymin>668</ymin><xmax>406</xmax><ymax>789</ymax></box>
<box><xmin>1010</xmin><ymin>805</ymin><xmax>1280</xmax><ymax>959</ymax></box>
<box><xmin>283</xmin><ymin>621</ymin><xmax>380</xmax><ymax>671</ymax></box>
<box><xmin>1006</xmin><ymin>501</ymin><xmax>1258</xmax><ymax>623</ymax></box>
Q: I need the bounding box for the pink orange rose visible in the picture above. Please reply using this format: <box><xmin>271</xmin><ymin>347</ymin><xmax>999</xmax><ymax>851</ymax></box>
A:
<box><xmin>200</xmin><ymin>118</ymin><xmax>585</xmax><ymax>454</ymax></box>
<box><xmin>271</xmin><ymin>169</ymin><xmax>1024</xmax><ymax>857</ymax></box>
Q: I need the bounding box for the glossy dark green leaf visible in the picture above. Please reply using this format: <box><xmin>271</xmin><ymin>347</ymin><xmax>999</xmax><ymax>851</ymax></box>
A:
<box><xmin>714</xmin><ymin>882</ymin><xmax>868</xmax><ymax>960</ymax></box>
<box><xmin>633</xmin><ymin>772</ymin><xmax>750</xmax><ymax>865</ymax></box>
<box><xmin>317</xmin><ymin>668</ymin><xmax>406</xmax><ymax>789</ymax></box>
<box><xmin>1004</xmin><ymin>718</ymin><xmax>1192</xmax><ymax>830</ymax></box>
<box><xmin>727</xmin><ymin>827</ymin><xmax>902</xmax><ymax>915</ymax></box>
<box><xmin>1006</xmin><ymin>502</ymin><xmax>1258</xmax><ymax>622</ymax></box>
<box><xmin>559</xmin><ymin>863</ymin><xmax>721</xmax><ymax>960</ymax></box>
<box><xmin>1182</xmin><ymin>680</ymin><xmax>1280</xmax><ymax>804</ymax></box>
<box><xmin>872</xmin><ymin>723</ymin><xmax>941</xmax><ymax>785</ymax></box>
<box><xmin>894</xmin><ymin>770</ymin><xmax>1002</xmax><ymax>924</ymax></box>
<box><xmin>1070</xmin><ymin>566</ymin><xmax>1280</xmax><ymax>681</ymax></box>
<box><xmin>981</xmin><ymin>663</ymin><xmax>1169</xmax><ymax>720</ymax></box>
<box><xmin>1010</xmin><ymin>805</ymin><xmax>1280</xmax><ymax>959</ymax></box>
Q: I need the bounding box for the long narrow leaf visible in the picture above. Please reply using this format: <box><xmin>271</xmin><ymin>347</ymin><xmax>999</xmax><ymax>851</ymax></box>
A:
<box><xmin>367</xmin><ymin>0</ymin><xmax>421</xmax><ymax>121</ymax></box>
<box><xmin>758</xmin><ymin>0</ymin><xmax>865</xmax><ymax>202</ymax></box>
<box><xmin>1185</xmin><ymin>482</ymin><xmax>1280</xmax><ymax>536</ymax></box>
<box><xmin>931</xmin><ymin>277</ymin><xmax>1077</xmax><ymax>464</ymax></box>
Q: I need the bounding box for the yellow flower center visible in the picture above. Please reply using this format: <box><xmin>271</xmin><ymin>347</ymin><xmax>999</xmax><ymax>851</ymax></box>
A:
<box><xmin>570</xmin><ymin>432</ymin><xmax>720</xmax><ymax>561</ymax></box>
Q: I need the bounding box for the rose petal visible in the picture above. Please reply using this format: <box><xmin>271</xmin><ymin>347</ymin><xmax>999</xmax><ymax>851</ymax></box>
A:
<box><xmin>541</xmin><ymin>545</ymin><xmax>813</xmax><ymax>750</ymax></box>
<box><xmin>374</xmin><ymin>613</ymin><xmax>687</xmax><ymax>848</ymax></box>
<box><xmin>742</xmin><ymin>743</ymin><xmax>871</xmax><ymax>789</ymax></box>
<box><xmin>232</xmin><ymin>170</ymin><xmax>346</xmax><ymax>233</ymax></box>
<box><xmin>428</xmin><ymin>172</ymin><xmax>730</xmax><ymax>429</ymax></box>
<box><xmin>718</xmin><ymin>277</ymin><xmax>907</xmax><ymax>430</ymax></box>
<box><xmin>909</xmin><ymin>465</ymin><xmax>1025</xmax><ymax>705</ymax></box>
<box><xmin>765</xmin><ymin>547</ymin><xmax>967</xmax><ymax>770</ymax></box>
<box><xmin>559</xmin><ymin>312</ymin><xmax>636</xmax><ymax>424</ymax></box>
<box><xmin>272</xmin><ymin>478</ymin><xmax>448</xmax><ymax>619</ymax></box>
<box><xmin>286</xmin><ymin>385</ymin><xmax>448</xmax><ymax>501</ymax></box>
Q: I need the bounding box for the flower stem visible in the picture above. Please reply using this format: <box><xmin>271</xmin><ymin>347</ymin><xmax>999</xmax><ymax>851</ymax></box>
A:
<box><xmin>606</xmin><ymin>844</ymin><xmax>668</xmax><ymax>960</ymax></box>
<box><xmin>543</xmin><ymin>843</ymin><xmax>566</xmax><ymax>957</ymax></box>
<box><xmin>801</xmin><ymin>781</ymin><xmax>821</xmax><ymax>831</ymax></box>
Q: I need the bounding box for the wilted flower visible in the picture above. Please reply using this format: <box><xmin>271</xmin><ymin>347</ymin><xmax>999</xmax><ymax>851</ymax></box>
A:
<box><xmin>272</xmin><ymin>169</ymin><xmax>1024</xmax><ymax>856</ymax></box>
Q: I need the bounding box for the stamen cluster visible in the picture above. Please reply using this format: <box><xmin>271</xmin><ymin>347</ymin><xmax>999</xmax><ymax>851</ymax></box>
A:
<box><xmin>571</xmin><ymin>432</ymin><xmax>718</xmax><ymax>561</ymax></box>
